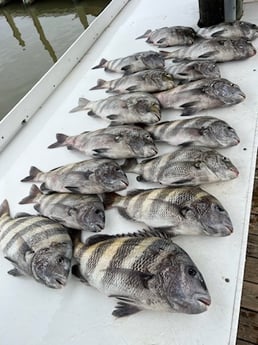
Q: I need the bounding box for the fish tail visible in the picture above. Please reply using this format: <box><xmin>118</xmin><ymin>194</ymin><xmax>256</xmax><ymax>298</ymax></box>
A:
<box><xmin>19</xmin><ymin>184</ymin><xmax>41</xmax><ymax>204</ymax></box>
<box><xmin>69</xmin><ymin>98</ymin><xmax>90</xmax><ymax>113</ymax></box>
<box><xmin>102</xmin><ymin>192</ymin><xmax>120</xmax><ymax>209</ymax></box>
<box><xmin>159</xmin><ymin>50</ymin><xmax>178</xmax><ymax>60</ymax></box>
<box><xmin>68</xmin><ymin>229</ymin><xmax>84</xmax><ymax>259</ymax></box>
<box><xmin>136</xmin><ymin>29</ymin><xmax>152</xmax><ymax>39</ymax></box>
<box><xmin>21</xmin><ymin>166</ymin><xmax>42</xmax><ymax>182</ymax></box>
<box><xmin>92</xmin><ymin>58</ymin><xmax>108</xmax><ymax>69</ymax></box>
<box><xmin>48</xmin><ymin>133</ymin><xmax>68</xmax><ymax>149</ymax></box>
<box><xmin>90</xmin><ymin>79</ymin><xmax>107</xmax><ymax>90</ymax></box>
<box><xmin>0</xmin><ymin>199</ymin><xmax>10</xmax><ymax>218</ymax></box>
<box><xmin>121</xmin><ymin>158</ymin><xmax>138</xmax><ymax>173</ymax></box>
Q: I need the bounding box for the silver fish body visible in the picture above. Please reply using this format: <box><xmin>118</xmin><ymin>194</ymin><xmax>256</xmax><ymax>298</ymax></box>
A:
<box><xmin>136</xmin><ymin>26</ymin><xmax>196</xmax><ymax>47</ymax></box>
<box><xmin>145</xmin><ymin>116</ymin><xmax>240</xmax><ymax>148</ymax></box>
<box><xmin>165</xmin><ymin>61</ymin><xmax>221</xmax><ymax>82</ymax></box>
<box><xmin>103</xmin><ymin>187</ymin><xmax>233</xmax><ymax>236</ymax></box>
<box><xmin>154</xmin><ymin>78</ymin><xmax>245</xmax><ymax>116</ymax></box>
<box><xmin>73</xmin><ymin>231</ymin><xmax>211</xmax><ymax>316</ymax></box>
<box><xmin>161</xmin><ymin>38</ymin><xmax>256</xmax><ymax>62</ymax></box>
<box><xmin>19</xmin><ymin>184</ymin><xmax>105</xmax><ymax>232</ymax></box>
<box><xmin>69</xmin><ymin>92</ymin><xmax>161</xmax><ymax>125</ymax></box>
<box><xmin>123</xmin><ymin>147</ymin><xmax>239</xmax><ymax>186</ymax></box>
<box><xmin>48</xmin><ymin>125</ymin><xmax>158</xmax><ymax>159</ymax></box>
<box><xmin>90</xmin><ymin>69</ymin><xmax>175</xmax><ymax>94</ymax></box>
<box><xmin>92</xmin><ymin>51</ymin><xmax>165</xmax><ymax>74</ymax></box>
<box><xmin>198</xmin><ymin>21</ymin><xmax>258</xmax><ymax>40</ymax></box>
<box><xmin>21</xmin><ymin>159</ymin><xmax>128</xmax><ymax>194</ymax></box>
<box><xmin>0</xmin><ymin>200</ymin><xmax>72</xmax><ymax>288</ymax></box>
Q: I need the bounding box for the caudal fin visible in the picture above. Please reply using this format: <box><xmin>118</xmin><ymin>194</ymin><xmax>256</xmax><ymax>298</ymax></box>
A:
<box><xmin>159</xmin><ymin>50</ymin><xmax>178</xmax><ymax>60</ymax></box>
<box><xmin>92</xmin><ymin>58</ymin><xmax>108</xmax><ymax>69</ymax></box>
<box><xmin>0</xmin><ymin>199</ymin><xmax>10</xmax><ymax>217</ymax></box>
<box><xmin>69</xmin><ymin>98</ymin><xmax>90</xmax><ymax>113</ymax></box>
<box><xmin>19</xmin><ymin>184</ymin><xmax>41</xmax><ymax>204</ymax></box>
<box><xmin>48</xmin><ymin>133</ymin><xmax>68</xmax><ymax>149</ymax></box>
<box><xmin>102</xmin><ymin>192</ymin><xmax>120</xmax><ymax>209</ymax></box>
<box><xmin>121</xmin><ymin>158</ymin><xmax>138</xmax><ymax>173</ymax></box>
<box><xmin>21</xmin><ymin>166</ymin><xmax>43</xmax><ymax>182</ymax></box>
<box><xmin>136</xmin><ymin>29</ymin><xmax>152</xmax><ymax>40</ymax></box>
<box><xmin>90</xmin><ymin>79</ymin><xmax>107</xmax><ymax>91</ymax></box>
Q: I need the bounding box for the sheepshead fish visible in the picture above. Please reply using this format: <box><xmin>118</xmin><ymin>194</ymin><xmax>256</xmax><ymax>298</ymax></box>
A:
<box><xmin>103</xmin><ymin>186</ymin><xmax>233</xmax><ymax>236</ymax></box>
<box><xmin>48</xmin><ymin>125</ymin><xmax>158</xmax><ymax>159</ymax></box>
<box><xmin>69</xmin><ymin>92</ymin><xmax>161</xmax><ymax>125</ymax></box>
<box><xmin>145</xmin><ymin>116</ymin><xmax>240</xmax><ymax>148</ymax></box>
<box><xmin>21</xmin><ymin>159</ymin><xmax>128</xmax><ymax>194</ymax></box>
<box><xmin>0</xmin><ymin>200</ymin><xmax>72</xmax><ymax>288</ymax></box>
<box><xmin>165</xmin><ymin>61</ymin><xmax>221</xmax><ymax>82</ymax></box>
<box><xmin>92</xmin><ymin>51</ymin><xmax>165</xmax><ymax>74</ymax></box>
<box><xmin>122</xmin><ymin>147</ymin><xmax>239</xmax><ymax>186</ymax></box>
<box><xmin>90</xmin><ymin>69</ymin><xmax>175</xmax><ymax>94</ymax></box>
<box><xmin>72</xmin><ymin>231</ymin><xmax>211</xmax><ymax>317</ymax></box>
<box><xmin>136</xmin><ymin>26</ymin><xmax>196</xmax><ymax>47</ymax></box>
<box><xmin>19</xmin><ymin>184</ymin><xmax>105</xmax><ymax>232</ymax></box>
<box><xmin>198</xmin><ymin>21</ymin><xmax>258</xmax><ymax>40</ymax></box>
<box><xmin>161</xmin><ymin>38</ymin><xmax>256</xmax><ymax>62</ymax></box>
<box><xmin>154</xmin><ymin>78</ymin><xmax>245</xmax><ymax>116</ymax></box>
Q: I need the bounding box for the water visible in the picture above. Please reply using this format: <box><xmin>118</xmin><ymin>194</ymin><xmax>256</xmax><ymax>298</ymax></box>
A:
<box><xmin>0</xmin><ymin>0</ymin><xmax>110</xmax><ymax>120</ymax></box>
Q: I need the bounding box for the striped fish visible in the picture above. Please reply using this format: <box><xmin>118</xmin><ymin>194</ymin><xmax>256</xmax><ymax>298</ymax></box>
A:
<box><xmin>136</xmin><ymin>26</ymin><xmax>196</xmax><ymax>47</ymax></box>
<box><xmin>0</xmin><ymin>199</ymin><xmax>72</xmax><ymax>288</ymax></box>
<box><xmin>154</xmin><ymin>78</ymin><xmax>245</xmax><ymax>116</ymax></box>
<box><xmin>197</xmin><ymin>21</ymin><xmax>258</xmax><ymax>40</ymax></box>
<box><xmin>122</xmin><ymin>146</ymin><xmax>239</xmax><ymax>186</ymax></box>
<box><xmin>103</xmin><ymin>187</ymin><xmax>233</xmax><ymax>236</ymax></box>
<box><xmin>92</xmin><ymin>51</ymin><xmax>165</xmax><ymax>74</ymax></box>
<box><xmin>160</xmin><ymin>38</ymin><xmax>256</xmax><ymax>62</ymax></box>
<box><xmin>19</xmin><ymin>184</ymin><xmax>105</xmax><ymax>232</ymax></box>
<box><xmin>69</xmin><ymin>92</ymin><xmax>161</xmax><ymax>126</ymax></box>
<box><xmin>48</xmin><ymin>125</ymin><xmax>158</xmax><ymax>159</ymax></box>
<box><xmin>21</xmin><ymin>158</ymin><xmax>128</xmax><ymax>194</ymax></box>
<box><xmin>72</xmin><ymin>231</ymin><xmax>211</xmax><ymax>317</ymax></box>
<box><xmin>145</xmin><ymin>116</ymin><xmax>240</xmax><ymax>148</ymax></box>
<box><xmin>90</xmin><ymin>69</ymin><xmax>175</xmax><ymax>94</ymax></box>
<box><xmin>165</xmin><ymin>61</ymin><xmax>221</xmax><ymax>82</ymax></box>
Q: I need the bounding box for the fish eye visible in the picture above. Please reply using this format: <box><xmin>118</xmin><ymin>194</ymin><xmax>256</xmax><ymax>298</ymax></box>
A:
<box><xmin>57</xmin><ymin>256</ymin><xmax>64</xmax><ymax>264</ymax></box>
<box><xmin>222</xmin><ymin>156</ymin><xmax>229</xmax><ymax>161</ymax></box>
<box><xmin>215</xmin><ymin>204</ymin><xmax>224</xmax><ymax>212</ymax></box>
<box><xmin>188</xmin><ymin>267</ymin><xmax>197</xmax><ymax>277</ymax></box>
<box><xmin>95</xmin><ymin>209</ymin><xmax>102</xmax><ymax>215</ymax></box>
<box><xmin>114</xmin><ymin>135</ymin><xmax>122</xmax><ymax>142</ymax></box>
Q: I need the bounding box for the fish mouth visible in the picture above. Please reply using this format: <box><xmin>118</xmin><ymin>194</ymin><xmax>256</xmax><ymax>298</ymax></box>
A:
<box><xmin>53</xmin><ymin>277</ymin><xmax>67</xmax><ymax>289</ymax></box>
<box><xmin>120</xmin><ymin>179</ymin><xmax>129</xmax><ymax>188</ymax></box>
<box><xmin>230</xmin><ymin>166</ymin><xmax>239</xmax><ymax>177</ymax></box>
<box><xmin>198</xmin><ymin>297</ymin><xmax>211</xmax><ymax>307</ymax></box>
<box><xmin>92</xmin><ymin>223</ymin><xmax>105</xmax><ymax>232</ymax></box>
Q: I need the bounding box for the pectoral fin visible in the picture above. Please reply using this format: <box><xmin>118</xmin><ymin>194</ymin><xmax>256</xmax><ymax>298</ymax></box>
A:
<box><xmin>126</xmin><ymin>86</ymin><xmax>138</xmax><ymax>92</ymax></box>
<box><xmin>92</xmin><ymin>148</ymin><xmax>109</xmax><ymax>157</ymax></box>
<box><xmin>8</xmin><ymin>268</ymin><xmax>24</xmax><ymax>277</ymax></box>
<box><xmin>112</xmin><ymin>302</ymin><xmax>141</xmax><ymax>318</ymax></box>
<box><xmin>198</xmin><ymin>51</ymin><xmax>216</xmax><ymax>59</ymax></box>
<box><xmin>211</xmin><ymin>30</ymin><xmax>226</xmax><ymax>38</ymax></box>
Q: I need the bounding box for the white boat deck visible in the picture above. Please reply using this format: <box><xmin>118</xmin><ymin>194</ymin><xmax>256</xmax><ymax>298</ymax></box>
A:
<box><xmin>1</xmin><ymin>1</ymin><xmax>258</xmax><ymax>344</ymax></box>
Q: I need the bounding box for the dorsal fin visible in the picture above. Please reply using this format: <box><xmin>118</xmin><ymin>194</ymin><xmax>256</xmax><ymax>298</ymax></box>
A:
<box><xmin>0</xmin><ymin>199</ymin><xmax>10</xmax><ymax>217</ymax></box>
<box><xmin>85</xmin><ymin>228</ymin><xmax>172</xmax><ymax>247</ymax></box>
